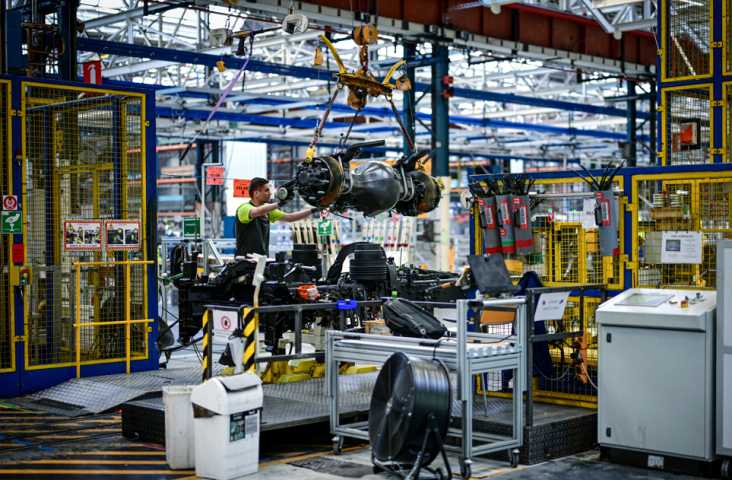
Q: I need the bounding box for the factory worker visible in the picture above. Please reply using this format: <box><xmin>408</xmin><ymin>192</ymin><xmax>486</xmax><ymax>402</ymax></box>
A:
<box><xmin>235</xmin><ymin>177</ymin><xmax>319</xmax><ymax>258</ymax></box>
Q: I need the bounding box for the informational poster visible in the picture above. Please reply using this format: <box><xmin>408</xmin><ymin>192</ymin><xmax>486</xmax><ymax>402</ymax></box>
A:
<box><xmin>233</xmin><ymin>179</ymin><xmax>251</xmax><ymax>198</ymax></box>
<box><xmin>661</xmin><ymin>231</ymin><xmax>702</xmax><ymax>264</ymax></box>
<box><xmin>105</xmin><ymin>221</ymin><xmax>140</xmax><ymax>250</ymax></box>
<box><xmin>64</xmin><ymin>220</ymin><xmax>102</xmax><ymax>250</ymax></box>
<box><xmin>534</xmin><ymin>291</ymin><xmax>571</xmax><ymax>321</ymax></box>
<box><xmin>582</xmin><ymin>199</ymin><xmax>597</xmax><ymax>229</ymax></box>
<box><xmin>212</xmin><ymin>308</ymin><xmax>237</xmax><ymax>344</ymax></box>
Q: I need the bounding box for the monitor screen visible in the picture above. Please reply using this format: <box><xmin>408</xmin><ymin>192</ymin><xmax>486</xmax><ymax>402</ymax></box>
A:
<box><xmin>617</xmin><ymin>293</ymin><xmax>674</xmax><ymax>307</ymax></box>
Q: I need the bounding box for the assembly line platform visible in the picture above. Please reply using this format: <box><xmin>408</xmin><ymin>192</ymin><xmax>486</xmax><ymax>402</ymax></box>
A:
<box><xmin>9</xmin><ymin>367</ymin><xmax>596</xmax><ymax>465</ymax></box>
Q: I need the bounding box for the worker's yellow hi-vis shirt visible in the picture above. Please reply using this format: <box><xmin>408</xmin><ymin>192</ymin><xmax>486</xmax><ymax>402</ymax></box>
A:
<box><xmin>235</xmin><ymin>201</ymin><xmax>284</xmax><ymax>258</ymax></box>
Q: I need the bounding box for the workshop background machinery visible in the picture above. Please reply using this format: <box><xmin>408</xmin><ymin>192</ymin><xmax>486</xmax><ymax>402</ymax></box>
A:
<box><xmin>596</xmin><ymin>288</ymin><xmax>717</xmax><ymax>476</ymax></box>
<box><xmin>168</xmin><ymin>240</ymin><xmax>465</xmax><ymax>381</ymax></box>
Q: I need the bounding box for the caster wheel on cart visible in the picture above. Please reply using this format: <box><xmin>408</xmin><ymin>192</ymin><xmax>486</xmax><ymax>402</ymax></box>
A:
<box><xmin>509</xmin><ymin>449</ymin><xmax>520</xmax><ymax>468</ymax></box>
<box><xmin>722</xmin><ymin>459</ymin><xmax>731</xmax><ymax>479</ymax></box>
<box><xmin>435</xmin><ymin>467</ymin><xmax>448</xmax><ymax>480</ymax></box>
<box><xmin>459</xmin><ymin>457</ymin><xmax>472</xmax><ymax>478</ymax></box>
<box><xmin>332</xmin><ymin>436</ymin><xmax>344</xmax><ymax>455</ymax></box>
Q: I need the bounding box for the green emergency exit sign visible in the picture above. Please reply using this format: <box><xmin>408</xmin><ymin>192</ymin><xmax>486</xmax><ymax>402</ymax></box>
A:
<box><xmin>183</xmin><ymin>217</ymin><xmax>200</xmax><ymax>238</ymax></box>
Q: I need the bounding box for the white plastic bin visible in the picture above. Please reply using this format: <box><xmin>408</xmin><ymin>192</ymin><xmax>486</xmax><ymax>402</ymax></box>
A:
<box><xmin>190</xmin><ymin>372</ymin><xmax>263</xmax><ymax>480</ymax></box>
<box><xmin>162</xmin><ymin>385</ymin><xmax>196</xmax><ymax>470</ymax></box>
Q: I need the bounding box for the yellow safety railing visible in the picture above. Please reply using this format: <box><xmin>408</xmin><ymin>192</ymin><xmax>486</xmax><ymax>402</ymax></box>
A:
<box><xmin>73</xmin><ymin>260</ymin><xmax>154</xmax><ymax>378</ymax></box>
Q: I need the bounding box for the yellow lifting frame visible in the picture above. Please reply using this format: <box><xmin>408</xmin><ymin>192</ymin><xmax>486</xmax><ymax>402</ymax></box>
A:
<box><xmin>73</xmin><ymin>260</ymin><xmax>154</xmax><ymax>379</ymax></box>
<box><xmin>660</xmin><ymin>0</ymin><xmax>714</xmax><ymax>82</ymax></box>
<box><xmin>0</xmin><ymin>79</ymin><xmax>15</xmax><ymax>374</ymax></box>
<box><xmin>20</xmin><ymin>81</ymin><xmax>149</xmax><ymax>370</ymax></box>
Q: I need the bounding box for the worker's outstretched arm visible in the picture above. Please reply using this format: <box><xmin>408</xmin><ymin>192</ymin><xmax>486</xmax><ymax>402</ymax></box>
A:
<box><xmin>280</xmin><ymin>207</ymin><xmax>320</xmax><ymax>223</ymax></box>
<box><xmin>248</xmin><ymin>202</ymin><xmax>281</xmax><ymax>218</ymax></box>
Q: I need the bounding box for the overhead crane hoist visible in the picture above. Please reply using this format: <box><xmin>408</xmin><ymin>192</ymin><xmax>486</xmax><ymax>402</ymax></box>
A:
<box><xmin>307</xmin><ymin>24</ymin><xmax>415</xmax><ymax>162</ymax></box>
<box><xmin>272</xmin><ymin>24</ymin><xmax>441</xmax><ymax>219</ymax></box>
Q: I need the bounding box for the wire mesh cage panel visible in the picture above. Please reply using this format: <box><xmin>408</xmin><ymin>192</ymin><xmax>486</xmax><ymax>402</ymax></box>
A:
<box><xmin>476</xmin><ymin>297</ymin><xmax>600</xmax><ymax>407</ymax></box>
<box><xmin>635</xmin><ymin>175</ymin><xmax>730</xmax><ymax>290</ymax></box>
<box><xmin>726</xmin><ymin>84</ymin><xmax>732</xmax><ymax>163</ymax></box>
<box><xmin>0</xmin><ymin>80</ymin><xmax>13</xmax><ymax>373</ymax></box>
<box><xmin>22</xmin><ymin>83</ymin><xmax>148</xmax><ymax>369</ymax></box>
<box><xmin>535</xmin><ymin>296</ymin><xmax>599</xmax><ymax>406</ymax></box>
<box><xmin>473</xmin><ymin>178</ymin><xmax>623</xmax><ymax>290</ymax></box>
<box><xmin>727</xmin><ymin>0</ymin><xmax>732</xmax><ymax>75</ymax></box>
<box><xmin>663</xmin><ymin>86</ymin><xmax>712</xmax><ymax>165</ymax></box>
<box><xmin>664</xmin><ymin>0</ymin><xmax>711</xmax><ymax>80</ymax></box>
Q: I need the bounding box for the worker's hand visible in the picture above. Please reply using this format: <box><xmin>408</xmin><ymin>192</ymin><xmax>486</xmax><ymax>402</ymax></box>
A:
<box><xmin>310</xmin><ymin>206</ymin><xmax>324</xmax><ymax>214</ymax></box>
<box><xmin>277</xmin><ymin>188</ymin><xmax>295</xmax><ymax>207</ymax></box>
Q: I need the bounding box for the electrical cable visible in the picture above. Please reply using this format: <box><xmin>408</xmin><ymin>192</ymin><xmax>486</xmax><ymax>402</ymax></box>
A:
<box><xmin>580</xmin><ymin>361</ymin><xmax>598</xmax><ymax>390</ymax></box>
<box><xmin>533</xmin><ymin>361</ymin><xmax>572</xmax><ymax>381</ymax></box>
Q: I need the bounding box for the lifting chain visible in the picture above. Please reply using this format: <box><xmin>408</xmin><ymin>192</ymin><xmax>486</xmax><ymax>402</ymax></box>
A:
<box><xmin>338</xmin><ymin>106</ymin><xmax>363</xmax><ymax>150</ymax></box>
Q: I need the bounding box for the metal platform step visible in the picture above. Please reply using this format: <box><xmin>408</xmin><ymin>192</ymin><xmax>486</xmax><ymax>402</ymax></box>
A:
<box><xmin>11</xmin><ymin>366</ymin><xmax>224</xmax><ymax>416</ymax></box>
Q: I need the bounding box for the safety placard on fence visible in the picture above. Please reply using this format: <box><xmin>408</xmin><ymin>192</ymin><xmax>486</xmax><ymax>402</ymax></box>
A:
<box><xmin>105</xmin><ymin>221</ymin><xmax>140</xmax><ymax>250</ymax></box>
<box><xmin>64</xmin><ymin>221</ymin><xmax>102</xmax><ymax>250</ymax></box>
<box><xmin>212</xmin><ymin>308</ymin><xmax>237</xmax><ymax>344</ymax></box>
<box><xmin>318</xmin><ymin>219</ymin><xmax>333</xmax><ymax>236</ymax></box>
<box><xmin>1</xmin><ymin>211</ymin><xmax>22</xmax><ymax>234</ymax></box>
<box><xmin>2</xmin><ymin>195</ymin><xmax>18</xmax><ymax>211</ymax></box>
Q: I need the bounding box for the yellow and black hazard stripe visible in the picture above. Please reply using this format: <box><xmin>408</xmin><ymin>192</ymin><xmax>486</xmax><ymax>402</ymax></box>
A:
<box><xmin>202</xmin><ymin>310</ymin><xmax>213</xmax><ymax>382</ymax></box>
<box><xmin>242</xmin><ymin>308</ymin><xmax>256</xmax><ymax>372</ymax></box>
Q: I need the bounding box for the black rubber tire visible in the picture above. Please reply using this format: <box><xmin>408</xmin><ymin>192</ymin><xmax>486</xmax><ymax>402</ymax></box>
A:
<box><xmin>435</xmin><ymin>467</ymin><xmax>447</xmax><ymax>480</ymax></box>
<box><xmin>721</xmin><ymin>459</ymin><xmax>731</xmax><ymax>479</ymax></box>
<box><xmin>510</xmin><ymin>449</ymin><xmax>520</xmax><ymax>468</ymax></box>
<box><xmin>333</xmin><ymin>436</ymin><xmax>343</xmax><ymax>455</ymax></box>
<box><xmin>460</xmin><ymin>458</ymin><xmax>471</xmax><ymax>479</ymax></box>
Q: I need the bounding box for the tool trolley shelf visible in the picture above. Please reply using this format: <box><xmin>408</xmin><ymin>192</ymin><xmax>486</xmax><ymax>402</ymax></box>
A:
<box><xmin>325</xmin><ymin>298</ymin><xmax>527</xmax><ymax>476</ymax></box>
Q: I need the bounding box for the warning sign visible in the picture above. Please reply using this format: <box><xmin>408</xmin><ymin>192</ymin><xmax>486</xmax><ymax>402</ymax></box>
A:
<box><xmin>2</xmin><ymin>195</ymin><xmax>18</xmax><ymax>211</ymax></box>
<box><xmin>207</xmin><ymin>166</ymin><xmax>224</xmax><ymax>185</ymax></box>
<box><xmin>64</xmin><ymin>220</ymin><xmax>102</xmax><ymax>250</ymax></box>
<box><xmin>212</xmin><ymin>308</ymin><xmax>238</xmax><ymax>344</ymax></box>
<box><xmin>104</xmin><ymin>221</ymin><xmax>140</xmax><ymax>250</ymax></box>
<box><xmin>82</xmin><ymin>61</ymin><xmax>102</xmax><ymax>85</ymax></box>
<box><xmin>233</xmin><ymin>179</ymin><xmax>251</xmax><ymax>198</ymax></box>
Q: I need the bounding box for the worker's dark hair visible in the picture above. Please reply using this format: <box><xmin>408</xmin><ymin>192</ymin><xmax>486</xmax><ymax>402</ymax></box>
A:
<box><xmin>249</xmin><ymin>177</ymin><xmax>269</xmax><ymax>197</ymax></box>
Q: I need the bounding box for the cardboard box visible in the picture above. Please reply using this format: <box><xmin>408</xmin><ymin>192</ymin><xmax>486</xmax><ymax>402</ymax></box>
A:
<box><xmin>656</xmin><ymin>218</ymin><xmax>692</xmax><ymax>231</ymax></box>
<box><xmin>649</xmin><ymin>207</ymin><xmax>684</xmax><ymax>220</ymax></box>
<box><xmin>480</xmin><ymin>307</ymin><xmax>515</xmax><ymax>324</ymax></box>
<box><xmin>504</xmin><ymin>259</ymin><xmax>523</xmax><ymax>274</ymax></box>
<box><xmin>365</xmin><ymin>320</ymin><xmax>391</xmax><ymax>335</ymax></box>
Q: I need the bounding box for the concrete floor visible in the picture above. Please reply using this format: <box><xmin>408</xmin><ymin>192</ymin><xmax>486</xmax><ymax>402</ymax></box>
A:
<box><xmin>0</xmin><ymin>402</ymin><xmax>716</xmax><ymax>480</ymax></box>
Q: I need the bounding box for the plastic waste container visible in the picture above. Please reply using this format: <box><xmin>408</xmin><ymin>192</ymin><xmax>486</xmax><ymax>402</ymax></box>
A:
<box><xmin>190</xmin><ymin>372</ymin><xmax>263</xmax><ymax>479</ymax></box>
<box><xmin>163</xmin><ymin>385</ymin><xmax>196</xmax><ymax>470</ymax></box>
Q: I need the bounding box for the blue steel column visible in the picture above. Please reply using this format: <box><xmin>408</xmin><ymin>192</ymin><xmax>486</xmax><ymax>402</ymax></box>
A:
<box><xmin>432</xmin><ymin>45</ymin><xmax>451</xmax><ymax>271</ymax></box>
<box><xmin>146</xmin><ymin>93</ymin><xmax>159</xmax><ymax>370</ymax></box>
<box><xmin>57</xmin><ymin>0</ymin><xmax>78</xmax><ymax>81</ymax></box>
<box><xmin>657</xmin><ymin>9</ymin><xmax>663</xmax><ymax>166</ymax></box>
<box><xmin>713</xmin><ymin>0</ymin><xmax>723</xmax><ymax>163</ymax></box>
<box><xmin>627</xmin><ymin>82</ymin><xmax>637</xmax><ymax>167</ymax></box>
<box><xmin>403</xmin><ymin>42</ymin><xmax>417</xmax><ymax>158</ymax></box>
<box><xmin>10</xmin><ymin>76</ymin><xmax>23</xmax><ymax>396</ymax></box>
<box><xmin>433</xmin><ymin>45</ymin><xmax>450</xmax><ymax>177</ymax></box>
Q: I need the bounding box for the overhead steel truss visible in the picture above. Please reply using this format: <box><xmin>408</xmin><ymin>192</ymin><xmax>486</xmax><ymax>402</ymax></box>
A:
<box><xmin>71</xmin><ymin>0</ymin><xmax>659</xmax><ymax>165</ymax></box>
